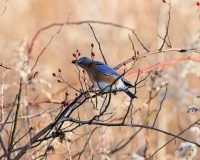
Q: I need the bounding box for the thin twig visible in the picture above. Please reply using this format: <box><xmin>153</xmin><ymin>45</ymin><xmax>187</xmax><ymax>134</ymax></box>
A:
<box><xmin>62</xmin><ymin>117</ymin><xmax>200</xmax><ymax>147</ymax></box>
<box><xmin>0</xmin><ymin>135</ymin><xmax>7</xmax><ymax>156</ymax></box>
<box><xmin>31</xmin><ymin>14</ymin><xmax>72</xmax><ymax>71</ymax></box>
<box><xmin>77</xmin><ymin>127</ymin><xmax>97</xmax><ymax>160</ymax></box>
<box><xmin>0</xmin><ymin>96</ymin><xmax>18</xmax><ymax>132</ymax></box>
<box><xmin>0</xmin><ymin>62</ymin><xmax>12</xmax><ymax>70</ymax></box>
<box><xmin>157</xmin><ymin>34</ymin><xmax>171</xmax><ymax>48</ymax></box>
<box><xmin>159</xmin><ymin>2</ymin><xmax>171</xmax><ymax>51</ymax></box>
<box><xmin>0</xmin><ymin>0</ymin><xmax>8</xmax><ymax>16</ymax></box>
<box><xmin>88</xmin><ymin>23</ymin><xmax>107</xmax><ymax>65</ymax></box>
<box><xmin>28</xmin><ymin>20</ymin><xmax>135</xmax><ymax>55</ymax></box>
<box><xmin>7</xmin><ymin>78</ymin><xmax>23</xmax><ymax>160</ymax></box>
<box><xmin>109</xmin><ymin>128</ymin><xmax>143</xmax><ymax>154</ymax></box>
<box><xmin>121</xmin><ymin>99</ymin><xmax>133</xmax><ymax>124</ymax></box>
<box><xmin>147</xmin><ymin>119</ymin><xmax>200</xmax><ymax>159</ymax></box>
<box><xmin>152</xmin><ymin>83</ymin><xmax>168</xmax><ymax>127</ymax></box>
<box><xmin>128</xmin><ymin>34</ymin><xmax>137</xmax><ymax>57</ymax></box>
<box><xmin>132</xmin><ymin>30</ymin><xmax>149</xmax><ymax>52</ymax></box>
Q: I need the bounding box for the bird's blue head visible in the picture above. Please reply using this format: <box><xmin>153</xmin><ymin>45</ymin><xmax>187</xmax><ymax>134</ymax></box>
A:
<box><xmin>72</xmin><ymin>57</ymin><xmax>93</xmax><ymax>69</ymax></box>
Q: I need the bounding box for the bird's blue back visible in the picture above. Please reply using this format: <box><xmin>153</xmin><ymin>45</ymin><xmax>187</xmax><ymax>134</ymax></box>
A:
<box><xmin>95</xmin><ymin>61</ymin><xmax>120</xmax><ymax>77</ymax></box>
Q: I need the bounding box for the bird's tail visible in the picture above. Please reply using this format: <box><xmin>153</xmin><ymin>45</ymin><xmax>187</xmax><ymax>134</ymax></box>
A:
<box><xmin>124</xmin><ymin>90</ymin><xmax>137</xmax><ymax>99</ymax></box>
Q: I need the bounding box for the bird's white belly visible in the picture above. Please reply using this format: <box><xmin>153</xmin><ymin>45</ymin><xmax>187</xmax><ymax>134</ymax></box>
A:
<box><xmin>93</xmin><ymin>79</ymin><xmax>126</xmax><ymax>92</ymax></box>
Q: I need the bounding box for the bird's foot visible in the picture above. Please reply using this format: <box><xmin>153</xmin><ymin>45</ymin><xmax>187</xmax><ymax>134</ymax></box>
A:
<box><xmin>112</xmin><ymin>90</ymin><xmax>117</xmax><ymax>95</ymax></box>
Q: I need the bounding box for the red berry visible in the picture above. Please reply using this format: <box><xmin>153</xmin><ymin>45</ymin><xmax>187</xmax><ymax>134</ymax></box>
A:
<box><xmin>162</xmin><ymin>0</ymin><xmax>166</xmax><ymax>3</ymax></box>
<box><xmin>132</xmin><ymin>56</ymin><xmax>135</xmax><ymax>60</ymax></box>
<box><xmin>62</xmin><ymin>101</ymin><xmax>68</xmax><ymax>106</ymax></box>
<box><xmin>137</xmin><ymin>51</ymin><xmax>140</xmax><ymax>55</ymax></box>
<box><xmin>52</xmin><ymin>73</ymin><xmax>56</xmax><ymax>76</ymax></box>
<box><xmin>197</xmin><ymin>1</ymin><xmax>200</xmax><ymax>6</ymax></box>
<box><xmin>91</xmin><ymin>52</ymin><xmax>95</xmax><ymax>57</ymax></box>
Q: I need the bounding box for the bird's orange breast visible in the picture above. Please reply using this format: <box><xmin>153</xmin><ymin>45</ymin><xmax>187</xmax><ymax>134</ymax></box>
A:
<box><xmin>87</xmin><ymin>63</ymin><xmax>117</xmax><ymax>85</ymax></box>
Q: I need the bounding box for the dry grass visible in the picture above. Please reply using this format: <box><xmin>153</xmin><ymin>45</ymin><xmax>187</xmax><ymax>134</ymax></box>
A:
<box><xmin>0</xmin><ymin>0</ymin><xmax>200</xmax><ymax>160</ymax></box>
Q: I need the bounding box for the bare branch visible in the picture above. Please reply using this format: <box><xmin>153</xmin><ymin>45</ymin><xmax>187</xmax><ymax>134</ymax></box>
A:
<box><xmin>109</xmin><ymin>128</ymin><xmax>143</xmax><ymax>154</ymax></box>
<box><xmin>7</xmin><ymin>78</ymin><xmax>23</xmax><ymax>159</ymax></box>
<box><xmin>0</xmin><ymin>62</ymin><xmax>12</xmax><ymax>70</ymax></box>
<box><xmin>31</xmin><ymin>14</ymin><xmax>72</xmax><ymax>72</ymax></box>
<box><xmin>88</xmin><ymin>23</ymin><xmax>107</xmax><ymax>65</ymax></box>
<box><xmin>147</xmin><ymin>119</ymin><xmax>200</xmax><ymax>159</ymax></box>
<box><xmin>28</xmin><ymin>20</ymin><xmax>135</xmax><ymax>55</ymax></box>
<box><xmin>0</xmin><ymin>135</ymin><xmax>7</xmax><ymax>156</ymax></box>
<box><xmin>152</xmin><ymin>83</ymin><xmax>168</xmax><ymax>127</ymax></box>
<box><xmin>0</xmin><ymin>0</ymin><xmax>8</xmax><ymax>16</ymax></box>
<box><xmin>77</xmin><ymin>127</ymin><xmax>97</xmax><ymax>160</ymax></box>
<box><xmin>62</xmin><ymin>117</ymin><xmax>200</xmax><ymax>147</ymax></box>
<box><xmin>132</xmin><ymin>30</ymin><xmax>149</xmax><ymax>52</ymax></box>
<box><xmin>128</xmin><ymin>34</ymin><xmax>137</xmax><ymax>57</ymax></box>
<box><xmin>159</xmin><ymin>2</ymin><xmax>171</xmax><ymax>50</ymax></box>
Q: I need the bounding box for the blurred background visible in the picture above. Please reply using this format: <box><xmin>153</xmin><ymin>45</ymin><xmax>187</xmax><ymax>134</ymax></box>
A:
<box><xmin>0</xmin><ymin>0</ymin><xmax>200</xmax><ymax>159</ymax></box>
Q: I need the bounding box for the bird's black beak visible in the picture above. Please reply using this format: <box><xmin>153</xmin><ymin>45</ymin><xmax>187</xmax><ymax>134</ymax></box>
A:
<box><xmin>72</xmin><ymin>60</ymin><xmax>77</xmax><ymax>64</ymax></box>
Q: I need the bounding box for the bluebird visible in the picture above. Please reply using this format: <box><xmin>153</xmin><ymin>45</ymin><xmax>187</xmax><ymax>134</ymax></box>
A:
<box><xmin>72</xmin><ymin>57</ymin><xmax>137</xmax><ymax>99</ymax></box>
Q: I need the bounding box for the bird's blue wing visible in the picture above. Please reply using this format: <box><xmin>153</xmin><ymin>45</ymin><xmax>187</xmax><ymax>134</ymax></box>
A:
<box><xmin>95</xmin><ymin>61</ymin><xmax>133</xmax><ymax>87</ymax></box>
<box><xmin>95</xmin><ymin>61</ymin><xmax>120</xmax><ymax>77</ymax></box>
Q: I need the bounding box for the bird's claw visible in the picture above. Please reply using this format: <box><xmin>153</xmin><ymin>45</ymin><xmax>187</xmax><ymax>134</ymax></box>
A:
<box><xmin>112</xmin><ymin>90</ymin><xmax>117</xmax><ymax>95</ymax></box>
